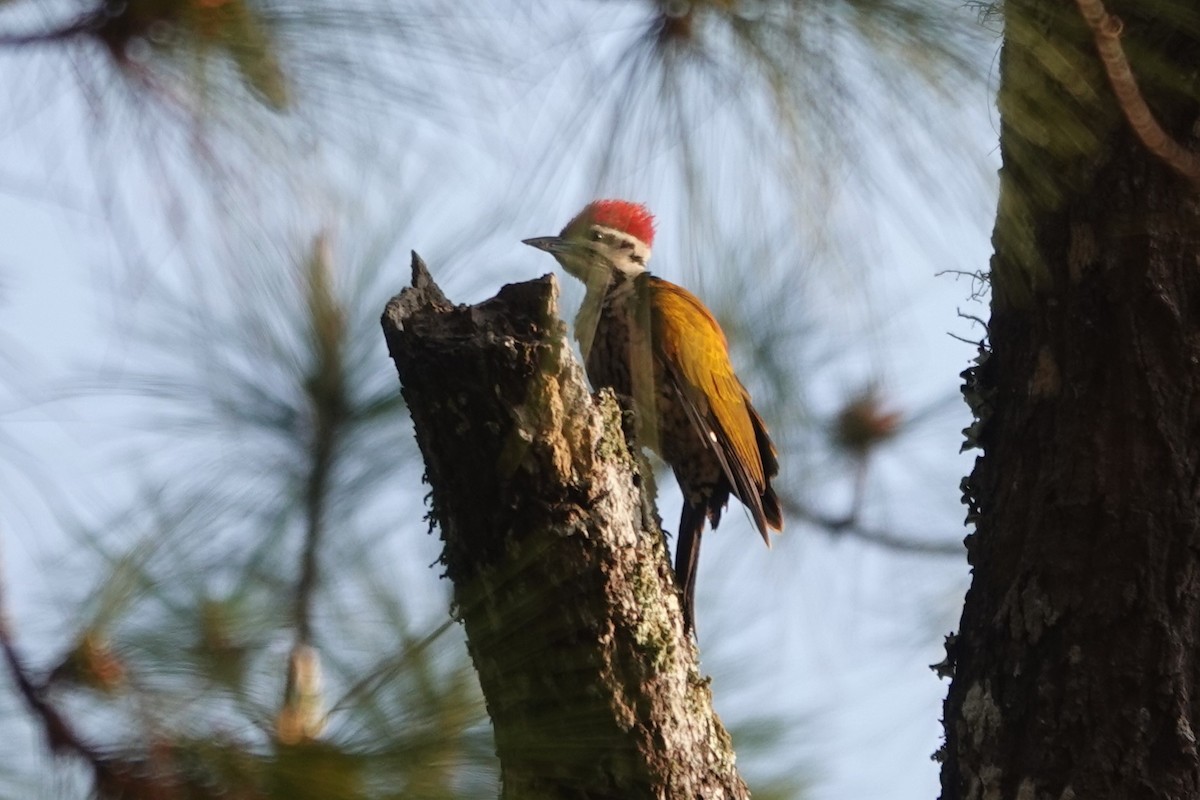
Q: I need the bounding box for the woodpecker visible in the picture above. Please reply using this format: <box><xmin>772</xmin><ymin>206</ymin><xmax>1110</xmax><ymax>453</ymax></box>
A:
<box><xmin>524</xmin><ymin>200</ymin><xmax>782</xmax><ymax>633</ymax></box>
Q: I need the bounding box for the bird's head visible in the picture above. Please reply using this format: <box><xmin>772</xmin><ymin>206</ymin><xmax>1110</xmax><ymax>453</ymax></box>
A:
<box><xmin>523</xmin><ymin>199</ymin><xmax>655</xmax><ymax>283</ymax></box>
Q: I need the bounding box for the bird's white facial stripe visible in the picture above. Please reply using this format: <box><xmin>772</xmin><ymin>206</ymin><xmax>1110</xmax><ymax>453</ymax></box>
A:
<box><xmin>591</xmin><ymin>225</ymin><xmax>650</xmax><ymax>274</ymax></box>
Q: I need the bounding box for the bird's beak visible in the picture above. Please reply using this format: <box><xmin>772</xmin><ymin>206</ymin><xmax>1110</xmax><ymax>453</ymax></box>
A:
<box><xmin>523</xmin><ymin>235</ymin><xmax>594</xmax><ymax>282</ymax></box>
<box><xmin>522</xmin><ymin>236</ymin><xmax>567</xmax><ymax>254</ymax></box>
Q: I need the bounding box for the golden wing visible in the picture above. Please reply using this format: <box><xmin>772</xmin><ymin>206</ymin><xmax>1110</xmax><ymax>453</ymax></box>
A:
<box><xmin>649</xmin><ymin>277</ymin><xmax>781</xmax><ymax>540</ymax></box>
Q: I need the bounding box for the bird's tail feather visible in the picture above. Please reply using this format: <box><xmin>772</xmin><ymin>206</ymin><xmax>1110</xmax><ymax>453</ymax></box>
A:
<box><xmin>675</xmin><ymin>501</ymin><xmax>707</xmax><ymax>634</ymax></box>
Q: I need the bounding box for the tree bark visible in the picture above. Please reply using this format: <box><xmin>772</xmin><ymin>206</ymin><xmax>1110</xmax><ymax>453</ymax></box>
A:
<box><xmin>941</xmin><ymin>2</ymin><xmax>1200</xmax><ymax>798</ymax></box>
<box><xmin>381</xmin><ymin>253</ymin><xmax>749</xmax><ymax>800</ymax></box>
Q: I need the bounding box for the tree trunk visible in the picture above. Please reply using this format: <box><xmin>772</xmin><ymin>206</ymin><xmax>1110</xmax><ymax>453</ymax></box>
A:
<box><xmin>380</xmin><ymin>253</ymin><xmax>749</xmax><ymax>800</ymax></box>
<box><xmin>941</xmin><ymin>1</ymin><xmax>1200</xmax><ymax>798</ymax></box>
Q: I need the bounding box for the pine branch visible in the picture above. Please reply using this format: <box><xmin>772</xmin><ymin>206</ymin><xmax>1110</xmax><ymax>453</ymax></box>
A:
<box><xmin>781</xmin><ymin>495</ymin><xmax>965</xmax><ymax>557</ymax></box>
<box><xmin>1076</xmin><ymin>0</ymin><xmax>1200</xmax><ymax>183</ymax></box>
<box><xmin>0</xmin><ymin>548</ymin><xmax>161</xmax><ymax>797</ymax></box>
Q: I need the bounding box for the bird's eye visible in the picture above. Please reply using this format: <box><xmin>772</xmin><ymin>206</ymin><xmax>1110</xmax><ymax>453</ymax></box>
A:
<box><xmin>589</xmin><ymin>229</ymin><xmax>603</xmax><ymax>241</ymax></box>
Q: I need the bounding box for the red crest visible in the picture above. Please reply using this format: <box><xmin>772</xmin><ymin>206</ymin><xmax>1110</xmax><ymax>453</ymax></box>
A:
<box><xmin>569</xmin><ymin>200</ymin><xmax>656</xmax><ymax>247</ymax></box>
